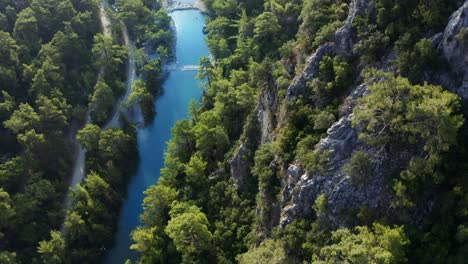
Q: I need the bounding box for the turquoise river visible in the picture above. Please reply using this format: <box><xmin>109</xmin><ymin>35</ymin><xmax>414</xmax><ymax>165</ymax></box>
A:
<box><xmin>105</xmin><ymin>9</ymin><xmax>209</xmax><ymax>263</ymax></box>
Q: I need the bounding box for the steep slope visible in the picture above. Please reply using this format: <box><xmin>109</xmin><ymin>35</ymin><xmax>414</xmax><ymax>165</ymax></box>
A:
<box><xmin>131</xmin><ymin>0</ymin><xmax>468</xmax><ymax>263</ymax></box>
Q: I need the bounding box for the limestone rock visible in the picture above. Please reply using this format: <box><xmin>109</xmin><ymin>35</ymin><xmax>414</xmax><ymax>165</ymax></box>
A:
<box><xmin>335</xmin><ymin>0</ymin><xmax>375</xmax><ymax>57</ymax></box>
<box><xmin>230</xmin><ymin>144</ymin><xmax>251</xmax><ymax>191</ymax></box>
<box><xmin>280</xmin><ymin>84</ymin><xmax>395</xmax><ymax>228</ymax></box>
<box><xmin>440</xmin><ymin>2</ymin><xmax>468</xmax><ymax>100</ymax></box>
<box><xmin>286</xmin><ymin>43</ymin><xmax>335</xmax><ymax>100</ymax></box>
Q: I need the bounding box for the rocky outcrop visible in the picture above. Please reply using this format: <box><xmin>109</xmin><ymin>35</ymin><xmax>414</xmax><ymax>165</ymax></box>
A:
<box><xmin>279</xmin><ymin>0</ymin><xmax>467</xmax><ymax>229</ymax></box>
<box><xmin>230</xmin><ymin>72</ymin><xmax>278</xmax><ymax>191</ymax></box>
<box><xmin>335</xmin><ymin>0</ymin><xmax>375</xmax><ymax>57</ymax></box>
<box><xmin>286</xmin><ymin>44</ymin><xmax>336</xmax><ymax>100</ymax></box>
<box><xmin>280</xmin><ymin>0</ymin><xmax>387</xmax><ymax>227</ymax></box>
<box><xmin>439</xmin><ymin>1</ymin><xmax>468</xmax><ymax>100</ymax></box>
<box><xmin>280</xmin><ymin>84</ymin><xmax>395</xmax><ymax>228</ymax></box>
<box><xmin>440</xmin><ymin>2</ymin><xmax>467</xmax><ymax>76</ymax></box>
<box><xmin>286</xmin><ymin>0</ymin><xmax>376</xmax><ymax>101</ymax></box>
<box><xmin>257</xmin><ymin>78</ymin><xmax>280</xmax><ymax>144</ymax></box>
<box><xmin>230</xmin><ymin>144</ymin><xmax>251</xmax><ymax>191</ymax></box>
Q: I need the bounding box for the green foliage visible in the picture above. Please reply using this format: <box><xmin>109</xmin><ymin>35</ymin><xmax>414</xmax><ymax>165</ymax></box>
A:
<box><xmin>36</xmin><ymin>92</ymin><xmax>71</xmax><ymax>134</ymax></box>
<box><xmin>252</xmin><ymin>144</ymin><xmax>277</xmax><ymax>195</ymax></box>
<box><xmin>141</xmin><ymin>185</ymin><xmax>179</xmax><ymax>227</ymax></box>
<box><xmin>127</xmin><ymin>80</ymin><xmax>154</xmax><ymax>123</ymax></box>
<box><xmin>0</xmin><ymin>31</ymin><xmax>19</xmax><ymax>90</ymax></box>
<box><xmin>0</xmin><ymin>91</ymin><xmax>15</xmax><ymax>120</ymax></box>
<box><xmin>140</xmin><ymin>58</ymin><xmax>162</xmax><ymax>91</ymax></box>
<box><xmin>115</xmin><ymin>0</ymin><xmax>152</xmax><ymax>38</ymax></box>
<box><xmin>89</xmin><ymin>79</ymin><xmax>114</xmax><ymax>125</ymax></box>
<box><xmin>165</xmin><ymin>203</ymin><xmax>214</xmax><ymax>263</ymax></box>
<box><xmin>456</xmin><ymin>27</ymin><xmax>468</xmax><ymax>45</ymax></box>
<box><xmin>276</xmin><ymin>219</ymin><xmax>330</xmax><ymax>261</ymax></box>
<box><xmin>296</xmin><ymin>145</ymin><xmax>329</xmax><ymax>174</ymax></box>
<box><xmin>344</xmin><ymin>150</ymin><xmax>374</xmax><ymax>185</ymax></box>
<box><xmin>312</xmin><ymin>20</ymin><xmax>343</xmax><ymax>48</ymax></box>
<box><xmin>77</xmin><ymin>124</ymin><xmax>101</xmax><ymax>151</ymax></box>
<box><xmin>313</xmin><ymin>223</ymin><xmax>409</xmax><ymax>263</ymax></box>
<box><xmin>3</xmin><ymin>103</ymin><xmax>39</xmax><ymax>134</ymax></box>
<box><xmin>313</xmin><ymin>194</ymin><xmax>327</xmax><ymax>219</ymax></box>
<box><xmin>37</xmin><ymin>230</ymin><xmax>65</xmax><ymax>264</ymax></box>
<box><xmin>183</xmin><ymin>154</ymin><xmax>208</xmax><ymax>202</ymax></box>
<box><xmin>0</xmin><ymin>157</ymin><xmax>25</xmax><ymax>193</ymax></box>
<box><xmin>98</xmin><ymin>128</ymin><xmax>133</xmax><ymax>161</ymax></box>
<box><xmin>64</xmin><ymin>171</ymin><xmax>118</xmax><ymax>261</ymax></box>
<box><xmin>0</xmin><ymin>251</ymin><xmax>17</xmax><ymax>264</ymax></box>
<box><xmin>196</xmin><ymin>57</ymin><xmax>213</xmax><ymax>86</ymax></box>
<box><xmin>253</xmin><ymin>12</ymin><xmax>282</xmax><ymax>57</ymax></box>
<box><xmin>12</xmin><ymin>179</ymin><xmax>62</xmax><ymax>259</ymax></box>
<box><xmin>252</xmin><ymin>144</ymin><xmax>280</xmax><ymax>233</ymax></box>
<box><xmin>0</xmin><ymin>0</ymin><xmax>125</xmax><ymax>260</ymax></box>
<box><xmin>237</xmin><ymin>239</ymin><xmax>287</xmax><ymax>264</ymax></box>
<box><xmin>13</xmin><ymin>7</ymin><xmax>41</xmax><ymax>60</ymax></box>
<box><xmin>192</xmin><ymin>111</ymin><xmax>230</xmax><ymax>163</ymax></box>
<box><xmin>316</xmin><ymin>56</ymin><xmax>351</xmax><ymax>95</ymax></box>
<box><xmin>0</xmin><ymin>188</ymin><xmax>15</xmax><ymax>236</ymax></box>
<box><xmin>144</xmin><ymin>28</ymin><xmax>172</xmax><ymax>54</ymax></box>
<box><xmin>353</xmin><ymin>71</ymin><xmax>463</xmax><ymax>153</ymax></box>
<box><xmin>396</xmin><ymin>38</ymin><xmax>440</xmax><ymax>82</ymax></box>
<box><xmin>17</xmin><ymin>129</ymin><xmax>46</xmax><ymax>153</ymax></box>
<box><xmin>313</xmin><ymin>111</ymin><xmax>335</xmax><ymax>130</ymax></box>
<box><xmin>353</xmin><ymin>71</ymin><xmax>463</xmax><ymax>205</ymax></box>
<box><xmin>353</xmin><ymin>19</ymin><xmax>389</xmax><ymax>63</ymax></box>
<box><xmin>131</xmin><ymin>226</ymin><xmax>164</xmax><ymax>264</ymax></box>
<box><xmin>131</xmin><ymin>1</ymin><xmax>468</xmax><ymax>264</ymax></box>
<box><xmin>165</xmin><ymin>119</ymin><xmax>196</xmax><ymax>165</ymax></box>
<box><xmin>374</xmin><ymin>0</ymin><xmax>460</xmax><ymax>47</ymax></box>
<box><xmin>92</xmin><ymin>33</ymin><xmax>127</xmax><ymax>77</ymax></box>
<box><xmin>297</xmin><ymin>0</ymin><xmax>347</xmax><ymax>54</ymax></box>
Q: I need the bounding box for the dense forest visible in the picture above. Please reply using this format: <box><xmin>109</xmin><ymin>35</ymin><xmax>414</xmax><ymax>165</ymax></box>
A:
<box><xmin>0</xmin><ymin>0</ymin><xmax>171</xmax><ymax>262</ymax></box>
<box><xmin>0</xmin><ymin>0</ymin><xmax>467</xmax><ymax>263</ymax></box>
<box><xmin>129</xmin><ymin>0</ymin><xmax>468</xmax><ymax>263</ymax></box>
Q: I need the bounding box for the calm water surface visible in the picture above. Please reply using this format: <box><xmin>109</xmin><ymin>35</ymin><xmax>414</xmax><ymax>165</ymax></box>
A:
<box><xmin>105</xmin><ymin>9</ymin><xmax>209</xmax><ymax>263</ymax></box>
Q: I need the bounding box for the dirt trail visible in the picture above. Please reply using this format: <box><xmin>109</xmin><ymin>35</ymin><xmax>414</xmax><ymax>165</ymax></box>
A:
<box><xmin>103</xmin><ymin>24</ymin><xmax>136</xmax><ymax>130</ymax></box>
<box><xmin>68</xmin><ymin>1</ymin><xmax>113</xmax><ymax>192</ymax></box>
<box><xmin>65</xmin><ymin>1</ymin><xmax>136</xmax><ymax>212</ymax></box>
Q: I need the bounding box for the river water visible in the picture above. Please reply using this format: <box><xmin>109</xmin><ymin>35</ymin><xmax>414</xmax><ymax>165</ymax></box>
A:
<box><xmin>105</xmin><ymin>9</ymin><xmax>209</xmax><ymax>263</ymax></box>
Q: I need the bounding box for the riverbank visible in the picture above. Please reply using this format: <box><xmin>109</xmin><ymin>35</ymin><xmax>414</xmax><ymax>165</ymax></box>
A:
<box><xmin>63</xmin><ymin>2</ymin><xmax>138</xmax><ymax>235</ymax></box>
<box><xmin>66</xmin><ymin>0</ymin><xmax>112</xmax><ymax>204</ymax></box>
<box><xmin>67</xmin><ymin>12</ymin><xmax>136</xmax><ymax>193</ymax></box>
<box><xmin>104</xmin><ymin>8</ymin><xmax>209</xmax><ymax>263</ymax></box>
<box><xmin>103</xmin><ymin>23</ymin><xmax>137</xmax><ymax>129</ymax></box>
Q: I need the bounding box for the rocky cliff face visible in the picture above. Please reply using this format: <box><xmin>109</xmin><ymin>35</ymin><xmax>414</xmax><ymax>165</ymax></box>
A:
<box><xmin>280</xmin><ymin>84</ymin><xmax>397</xmax><ymax>228</ymax></box>
<box><xmin>279</xmin><ymin>0</ymin><xmax>466</xmax><ymax>228</ymax></box>
<box><xmin>286</xmin><ymin>44</ymin><xmax>336</xmax><ymax>100</ymax></box>
<box><xmin>229</xmin><ymin>0</ymin><xmax>466</xmax><ymax>229</ymax></box>
<box><xmin>229</xmin><ymin>75</ymin><xmax>279</xmax><ymax>191</ymax></box>
<box><xmin>285</xmin><ymin>0</ymin><xmax>374</xmax><ymax>101</ymax></box>
<box><xmin>229</xmin><ymin>143</ymin><xmax>251</xmax><ymax>191</ymax></box>
<box><xmin>230</xmin><ymin>0</ymin><xmax>378</xmax><ymax>191</ymax></box>
<box><xmin>280</xmin><ymin>0</ymin><xmax>382</xmax><ymax>227</ymax></box>
<box><xmin>228</xmin><ymin>0</ymin><xmax>378</xmax><ymax>225</ymax></box>
<box><xmin>439</xmin><ymin>1</ymin><xmax>468</xmax><ymax>100</ymax></box>
<box><xmin>334</xmin><ymin>0</ymin><xmax>374</xmax><ymax>57</ymax></box>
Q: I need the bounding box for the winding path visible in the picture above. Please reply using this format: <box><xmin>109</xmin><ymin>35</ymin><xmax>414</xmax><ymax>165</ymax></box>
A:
<box><xmin>66</xmin><ymin>1</ymin><xmax>136</xmax><ymax>208</ymax></box>
<box><xmin>103</xmin><ymin>24</ymin><xmax>137</xmax><ymax>130</ymax></box>
<box><xmin>68</xmin><ymin>0</ymin><xmax>112</xmax><ymax>193</ymax></box>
